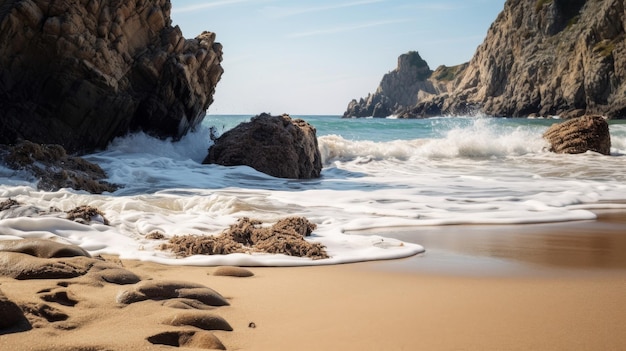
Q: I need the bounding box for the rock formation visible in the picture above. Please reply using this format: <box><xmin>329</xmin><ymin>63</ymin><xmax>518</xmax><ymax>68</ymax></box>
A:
<box><xmin>203</xmin><ymin>113</ymin><xmax>323</xmax><ymax>179</ymax></box>
<box><xmin>346</xmin><ymin>0</ymin><xmax>626</xmax><ymax>119</ymax></box>
<box><xmin>543</xmin><ymin>115</ymin><xmax>611</xmax><ymax>155</ymax></box>
<box><xmin>0</xmin><ymin>0</ymin><xmax>223</xmax><ymax>153</ymax></box>
<box><xmin>0</xmin><ymin>238</ymin><xmax>140</xmax><ymax>282</ymax></box>
<box><xmin>0</xmin><ymin>140</ymin><xmax>118</xmax><ymax>193</ymax></box>
<box><xmin>343</xmin><ymin>51</ymin><xmax>466</xmax><ymax>118</ymax></box>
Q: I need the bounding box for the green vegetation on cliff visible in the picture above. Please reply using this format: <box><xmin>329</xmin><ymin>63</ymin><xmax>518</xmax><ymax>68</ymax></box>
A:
<box><xmin>406</xmin><ymin>51</ymin><xmax>428</xmax><ymax>68</ymax></box>
<box><xmin>433</xmin><ymin>64</ymin><xmax>465</xmax><ymax>82</ymax></box>
<box><xmin>535</xmin><ymin>0</ymin><xmax>553</xmax><ymax>13</ymax></box>
<box><xmin>593</xmin><ymin>39</ymin><xmax>615</xmax><ymax>57</ymax></box>
<box><xmin>404</xmin><ymin>51</ymin><xmax>430</xmax><ymax>81</ymax></box>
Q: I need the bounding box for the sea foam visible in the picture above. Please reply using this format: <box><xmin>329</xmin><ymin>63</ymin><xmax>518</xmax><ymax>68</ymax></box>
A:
<box><xmin>1</xmin><ymin>116</ymin><xmax>626</xmax><ymax>266</ymax></box>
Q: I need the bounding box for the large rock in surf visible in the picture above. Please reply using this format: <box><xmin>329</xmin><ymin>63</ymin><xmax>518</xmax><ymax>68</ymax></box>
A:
<box><xmin>0</xmin><ymin>0</ymin><xmax>223</xmax><ymax>153</ymax></box>
<box><xmin>203</xmin><ymin>113</ymin><xmax>323</xmax><ymax>179</ymax></box>
<box><xmin>543</xmin><ymin>115</ymin><xmax>611</xmax><ymax>155</ymax></box>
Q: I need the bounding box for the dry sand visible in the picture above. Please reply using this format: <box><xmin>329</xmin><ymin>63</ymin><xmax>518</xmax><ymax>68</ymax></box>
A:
<box><xmin>1</xmin><ymin>214</ymin><xmax>625</xmax><ymax>350</ymax></box>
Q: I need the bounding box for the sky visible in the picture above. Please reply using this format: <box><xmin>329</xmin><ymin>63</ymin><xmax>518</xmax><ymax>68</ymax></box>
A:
<box><xmin>171</xmin><ymin>0</ymin><xmax>506</xmax><ymax>115</ymax></box>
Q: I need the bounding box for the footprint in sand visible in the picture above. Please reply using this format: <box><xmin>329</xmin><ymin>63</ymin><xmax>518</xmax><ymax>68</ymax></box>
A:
<box><xmin>19</xmin><ymin>301</ymin><xmax>69</xmax><ymax>327</ymax></box>
<box><xmin>117</xmin><ymin>280</ymin><xmax>235</xmax><ymax>350</ymax></box>
<box><xmin>1</xmin><ymin>238</ymin><xmax>250</xmax><ymax>350</ymax></box>
<box><xmin>116</xmin><ymin>280</ymin><xmax>230</xmax><ymax>306</ymax></box>
<box><xmin>38</xmin><ymin>287</ymin><xmax>79</xmax><ymax>307</ymax></box>
<box><xmin>147</xmin><ymin>330</ymin><xmax>226</xmax><ymax>350</ymax></box>
<box><xmin>154</xmin><ymin>311</ymin><xmax>233</xmax><ymax>350</ymax></box>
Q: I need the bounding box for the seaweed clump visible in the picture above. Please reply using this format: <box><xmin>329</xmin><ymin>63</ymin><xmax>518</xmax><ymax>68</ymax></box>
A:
<box><xmin>66</xmin><ymin>205</ymin><xmax>110</xmax><ymax>225</ymax></box>
<box><xmin>161</xmin><ymin>217</ymin><xmax>328</xmax><ymax>260</ymax></box>
<box><xmin>0</xmin><ymin>198</ymin><xmax>20</xmax><ymax>211</ymax></box>
<box><xmin>146</xmin><ymin>231</ymin><xmax>166</xmax><ymax>240</ymax></box>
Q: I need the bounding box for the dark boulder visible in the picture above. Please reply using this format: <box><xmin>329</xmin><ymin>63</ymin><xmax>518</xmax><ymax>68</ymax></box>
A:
<box><xmin>0</xmin><ymin>0</ymin><xmax>223</xmax><ymax>153</ymax></box>
<box><xmin>203</xmin><ymin>113</ymin><xmax>322</xmax><ymax>179</ymax></box>
<box><xmin>543</xmin><ymin>115</ymin><xmax>611</xmax><ymax>155</ymax></box>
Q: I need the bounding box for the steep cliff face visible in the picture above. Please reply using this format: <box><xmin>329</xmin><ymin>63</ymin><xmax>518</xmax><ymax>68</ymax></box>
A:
<box><xmin>343</xmin><ymin>51</ymin><xmax>466</xmax><ymax>117</ymax></box>
<box><xmin>347</xmin><ymin>0</ymin><xmax>626</xmax><ymax>119</ymax></box>
<box><xmin>447</xmin><ymin>0</ymin><xmax>626</xmax><ymax>118</ymax></box>
<box><xmin>0</xmin><ymin>0</ymin><xmax>223</xmax><ymax>153</ymax></box>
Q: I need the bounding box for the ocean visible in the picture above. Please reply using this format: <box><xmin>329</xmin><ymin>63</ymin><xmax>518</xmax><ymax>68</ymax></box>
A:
<box><xmin>1</xmin><ymin>115</ymin><xmax>626</xmax><ymax>266</ymax></box>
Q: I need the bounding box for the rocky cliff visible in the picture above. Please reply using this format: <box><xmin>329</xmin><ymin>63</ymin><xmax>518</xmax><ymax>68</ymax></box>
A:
<box><xmin>344</xmin><ymin>51</ymin><xmax>466</xmax><ymax>117</ymax></box>
<box><xmin>346</xmin><ymin>0</ymin><xmax>626</xmax><ymax>119</ymax></box>
<box><xmin>0</xmin><ymin>0</ymin><xmax>223</xmax><ymax>153</ymax></box>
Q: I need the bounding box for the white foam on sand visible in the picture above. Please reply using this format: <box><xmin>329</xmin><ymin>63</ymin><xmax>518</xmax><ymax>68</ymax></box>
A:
<box><xmin>2</xmin><ymin>118</ymin><xmax>626</xmax><ymax>266</ymax></box>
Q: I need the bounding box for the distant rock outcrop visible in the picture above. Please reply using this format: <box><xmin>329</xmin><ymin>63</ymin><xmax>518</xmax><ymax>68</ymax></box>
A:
<box><xmin>0</xmin><ymin>0</ymin><xmax>223</xmax><ymax>153</ymax></box>
<box><xmin>343</xmin><ymin>51</ymin><xmax>466</xmax><ymax>118</ymax></box>
<box><xmin>543</xmin><ymin>115</ymin><xmax>611</xmax><ymax>155</ymax></box>
<box><xmin>347</xmin><ymin>0</ymin><xmax>626</xmax><ymax>119</ymax></box>
<box><xmin>203</xmin><ymin>113</ymin><xmax>323</xmax><ymax>179</ymax></box>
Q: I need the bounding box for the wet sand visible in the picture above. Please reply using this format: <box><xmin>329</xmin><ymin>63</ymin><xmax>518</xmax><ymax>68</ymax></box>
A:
<box><xmin>367</xmin><ymin>210</ymin><xmax>626</xmax><ymax>276</ymax></box>
<box><xmin>1</xmin><ymin>214</ymin><xmax>625</xmax><ymax>350</ymax></box>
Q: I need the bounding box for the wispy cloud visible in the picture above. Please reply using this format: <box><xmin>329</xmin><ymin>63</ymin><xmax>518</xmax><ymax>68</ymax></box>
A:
<box><xmin>172</xmin><ymin>0</ymin><xmax>250</xmax><ymax>14</ymax></box>
<box><xmin>419</xmin><ymin>34</ymin><xmax>485</xmax><ymax>45</ymax></box>
<box><xmin>396</xmin><ymin>2</ymin><xmax>465</xmax><ymax>11</ymax></box>
<box><xmin>287</xmin><ymin>19</ymin><xmax>410</xmax><ymax>38</ymax></box>
<box><xmin>263</xmin><ymin>0</ymin><xmax>385</xmax><ymax>18</ymax></box>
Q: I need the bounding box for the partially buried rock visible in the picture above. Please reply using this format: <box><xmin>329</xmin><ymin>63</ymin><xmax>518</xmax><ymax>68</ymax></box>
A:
<box><xmin>212</xmin><ymin>266</ymin><xmax>254</xmax><ymax>277</ymax></box>
<box><xmin>116</xmin><ymin>280</ymin><xmax>229</xmax><ymax>306</ymax></box>
<box><xmin>147</xmin><ymin>330</ymin><xmax>225</xmax><ymax>350</ymax></box>
<box><xmin>163</xmin><ymin>312</ymin><xmax>233</xmax><ymax>331</ymax></box>
<box><xmin>0</xmin><ymin>251</ymin><xmax>92</xmax><ymax>279</ymax></box>
<box><xmin>543</xmin><ymin>115</ymin><xmax>611</xmax><ymax>155</ymax></box>
<box><xmin>0</xmin><ymin>239</ymin><xmax>139</xmax><ymax>284</ymax></box>
<box><xmin>0</xmin><ymin>239</ymin><xmax>91</xmax><ymax>259</ymax></box>
<box><xmin>0</xmin><ymin>140</ymin><xmax>118</xmax><ymax>193</ymax></box>
<box><xmin>203</xmin><ymin>113</ymin><xmax>323</xmax><ymax>179</ymax></box>
<box><xmin>0</xmin><ymin>288</ymin><xmax>27</xmax><ymax>330</ymax></box>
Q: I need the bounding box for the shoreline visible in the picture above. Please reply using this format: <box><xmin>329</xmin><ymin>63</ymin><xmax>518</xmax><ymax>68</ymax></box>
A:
<box><xmin>357</xmin><ymin>209</ymin><xmax>626</xmax><ymax>277</ymax></box>
<box><xmin>1</xmin><ymin>215</ymin><xmax>625</xmax><ymax>350</ymax></box>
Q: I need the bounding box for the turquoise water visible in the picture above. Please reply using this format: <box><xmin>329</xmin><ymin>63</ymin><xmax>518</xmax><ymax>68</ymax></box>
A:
<box><xmin>204</xmin><ymin>114</ymin><xmax>592</xmax><ymax>142</ymax></box>
<box><xmin>1</xmin><ymin>114</ymin><xmax>625</xmax><ymax>266</ymax></box>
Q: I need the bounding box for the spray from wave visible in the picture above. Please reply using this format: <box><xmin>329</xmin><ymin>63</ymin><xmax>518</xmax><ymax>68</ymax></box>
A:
<box><xmin>102</xmin><ymin>128</ymin><xmax>214</xmax><ymax>163</ymax></box>
<box><xmin>319</xmin><ymin>118</ymin><xmax>549</xmax><ymax>164</ymax></box>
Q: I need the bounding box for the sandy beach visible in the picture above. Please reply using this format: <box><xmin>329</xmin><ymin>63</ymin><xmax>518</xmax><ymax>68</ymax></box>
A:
<box><xmin>3</xmin><ymin>0</ymin><xmax>626</xmax><ymax>349</ymax></box>
<box><xmin>1</xmin><ymin>214</ymin><xmax>625</xmax><ymax>351</ymax></box>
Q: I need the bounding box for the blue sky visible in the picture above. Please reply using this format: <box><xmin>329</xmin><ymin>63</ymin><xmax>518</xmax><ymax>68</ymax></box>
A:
<box><xmin>171</xmin><ymin>0</ymin><xmax>505</xmax><ymax>115</ymax></box>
